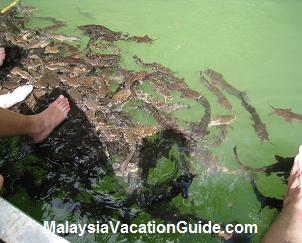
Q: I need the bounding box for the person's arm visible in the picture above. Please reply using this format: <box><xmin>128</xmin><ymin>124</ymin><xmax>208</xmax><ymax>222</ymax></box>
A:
<box><xmin>262</xmin><ymin>146</ymin><xmax>302</xmax><ymax>243</ymax></box>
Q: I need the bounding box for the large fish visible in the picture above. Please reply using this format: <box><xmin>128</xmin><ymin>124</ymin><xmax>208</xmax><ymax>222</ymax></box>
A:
<box><xmin>240</xmin><ymin>93</ymin><xmax>269</xmax><ymax>143</ymax></box>
<box><xmin>200</xmin><ymin>73</ymin><xmax>232</xmax><ymax>111</ymax></box>
<box><xmin>269</xmin><ymin>103</ymin><xmax>302</xmax><ymax>122</ymax></box>
<box><xmin>204</xmin><ymin>68</ymin><xmax>269</xmax><ymax>142</ymax></box>
<box><xmin>204</xmin><ymin>68</ymin><xmax>244</xmax><ymax>98</ymax></box>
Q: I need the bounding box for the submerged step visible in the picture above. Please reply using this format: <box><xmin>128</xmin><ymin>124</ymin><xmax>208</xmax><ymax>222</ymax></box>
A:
<box><xmin>0</xmin><ymin>197</ymin><xmax>69</xmax><ymax>243</ymax></box>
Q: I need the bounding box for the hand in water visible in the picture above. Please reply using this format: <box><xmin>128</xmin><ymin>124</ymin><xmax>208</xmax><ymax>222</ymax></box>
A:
<box><xmin>0</xmin><ymin>48</ymin><xmax>6</xmax><ymax>67</ymax></box>
<box><xmin>284</xmin><ymin>145</ymin><xmax>302</xmax><ymax>209</ymax></box>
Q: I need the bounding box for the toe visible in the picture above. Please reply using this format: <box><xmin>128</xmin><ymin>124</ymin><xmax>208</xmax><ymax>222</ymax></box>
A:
<box><xmin>56</xmin><ymin>95</ymin><xmax>65</xmax><ymax>104</ymax></box>
<box><xmin>62</xmin><ymin>103</ymin><xmax>69</xmax><ymax>110</ymax></box>
<box><xmin>61</xmin><ymin>98</ymin><xmax>69</xmax><ymax>107</ymax></box>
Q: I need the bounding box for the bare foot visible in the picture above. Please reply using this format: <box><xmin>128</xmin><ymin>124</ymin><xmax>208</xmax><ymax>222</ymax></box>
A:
<box><xmin>0</xmin><ymin>175</ymin><xmax>3</xmax><ymax>191</ymax></box>
<box><xmin>0</xmin><ymin>48</ymin><xmax>6</xmax><ymax>67</ymax></box>
<box><xmin>30</xmin><ymin>95</ymin><xmax>70</xmax><ymax>143</ymax></box>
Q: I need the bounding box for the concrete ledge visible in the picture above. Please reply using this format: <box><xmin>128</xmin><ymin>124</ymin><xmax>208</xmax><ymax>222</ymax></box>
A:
<box><xmin>0</xmin><ymin>197</ymin><xmax>69</xmax><ymax>243</ymax></box>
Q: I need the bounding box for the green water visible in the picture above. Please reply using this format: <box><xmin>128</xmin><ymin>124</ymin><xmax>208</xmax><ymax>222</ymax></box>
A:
<box><xmin>2</xmin><ymin>0</ymin><xmax>302</xmax><ymax>242</ymax></box>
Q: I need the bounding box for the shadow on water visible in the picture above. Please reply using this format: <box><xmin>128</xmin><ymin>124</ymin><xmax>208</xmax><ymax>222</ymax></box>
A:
<box><xmin>0</xmin><ymin>88</ymin><xmax>256</xmax><ymax>242</ymax></box>
<box><xmin>0</xmin><ymin>87</ymin><xmax>196</xmax><ymax>220</ymax></box>
<box><xmin>0</xmin><ymin>87</ymin><xmax>133</xmax><ymax>223</ymax></box>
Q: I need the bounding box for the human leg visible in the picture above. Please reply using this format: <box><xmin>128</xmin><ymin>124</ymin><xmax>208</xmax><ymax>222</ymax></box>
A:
<box><xmin>0</xmin><ymin>47</ymin><xmax>5</xmax><ymax>66</ymax></box>
<box><xmin>262</xmin><ymin>145</ymin><xmax>302</xmax><ymax>243</ymax></box>
<box><xmin>0</xmin><ymin>95</ymin><xmax>70</xmax><ymax>142</ymax></box>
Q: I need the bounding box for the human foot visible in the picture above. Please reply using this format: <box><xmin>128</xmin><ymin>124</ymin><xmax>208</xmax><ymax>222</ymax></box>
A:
<box><xmin>0</xmin><ymin>85</ymin><xmax>33</xmax><ymax>109</ymax></box>
<box><xmin>30</xmin><ymin>95</ymin><xmax>70</xmax><ymax>143</ymax></box>
<box><xmin>0</xmin><ymin>48</ymin><xmax>6</xmax><ymax>67</ymax></box>
<box><xmin>0</xmin><ymin>175</ymin><xmax>3</xmax><ymax>191</ymax></box>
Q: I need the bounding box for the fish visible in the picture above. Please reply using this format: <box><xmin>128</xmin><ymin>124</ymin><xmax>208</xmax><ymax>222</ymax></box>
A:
<box><xmin>98</xmin><ymin>124</ymin><xmax>160</xmax><ymax>172</ymax></box>
<box><xmin>111</xmin><ymin>89</ymin><xmax>132</xmax><ymax>104</ymax></box>
<box><xmin>240</xmin><ymin>94</ymin><xmax>269</xmax><ymax>142</ymax></box>
<box><xmin>90</xmin><ymin>42</ymin><xmax>120</xmax><ymax>54</ymax></box>
<box><xmin>232</xmin><ymin>146</ymin><xmax>257</xmax><ymax>179</ymax></box>
<box><xmin>251</xmin><ymin>180</ymin><xmax>283</xmax><ymax>212</ymax></box>
<box><xmin>205</xmin><ymin>68</ymin><xmax>269</xmax><ymax>142</ymax></box>
<box><xmin>127</xmin><ymin>35</ymin><xmax>154</xmax><ymax>44</ymax></box>
<box><xmin>27</xmin><ymin>39</ymin><xmax>50</xmax><ymax>49</ymax></box>
<box><xmin>233</xmin><ymin>147</ymin><xmax>293</xmax><ymax>182</ymax></box>
<box><xmin>204</xmin><ymin>68</ymin><xmax>245</xmax><ymax>98</ymax></box>
<box><xmin>134</xmin><ymin>90</ymin><xmax>189</xmax><ymax>112</ymax></box>
<box><xmin>148</xmin><ymin>74</ymin><xmax>172</xmax><ymax>101</ymax></box>
<box><xmin>86</xmin><ymin>53</ymin><xmax>119</xmax><ymax>67</ymax></box>
<box><xmin>79</xmin><ymin>24</ymin><xmax>152</xmax><ymax>45</ymax></box>
<box><xmin>200</xmin><ymin>73</ymin><xmax>232</xmax><ymax>111</ymax></box>
<box><xmin>269</xmin><ymin>103</ymin><xmax>302</xmax><ymax>122</ymax></box>
<box><xmin>78</xmin><ymin>24</ymin><xmax>122</xmax><ymax>39</ymax></box>
<box><xmin>190</xmin><ymin>96</ymin><xmax>211</xmax><ymax>138</ymax></box>
<box><xmin>125</xmin><ymin>71</ymin><xmax>150</xmax><ymax>89</ymax></box>
<box><xmin>44</xmin><ymin>33</ymin><xmax>81</xmax><ymax>42</ymax></box>
<box><xmin>43</xmin><ymin>22</ymin><xmax>66</xmax><ymax>32</ymax></box>
<box><xmin>16</xmin><ymin>4</ymin><xmax>37</xmax><ymax>14</ymax></box>
<box><xmin>133</xmin><ymin>55</ymin><xmax>201</xmax><ymax>101</ymax></box>
<box><xmin>44</xmin><ymin>46</ymin><xmax>60</xmax><ymax>54</ymax></box>
<box><xmin>10</xmin><ymin>67</ymin><xmax>32</xmax><ymax>81</ymax></box>
<box><xmin>209</xmin><ymin>114</ymin><xmax>236</xmax><ymax>127</ymax></box>
<box><xmin>36</xmin><ymin>71</ymin><xmax>60</xmax><ymax>88</ymax></box>
<box><xmin>4</xmin><ymin>32</ymin><xmax>21</xmax><ymax>46</ymax></box>
<box><xmin>146</xmin><ymin>172</ymin><xmax>195</xmax><ymax>206</ymax></box>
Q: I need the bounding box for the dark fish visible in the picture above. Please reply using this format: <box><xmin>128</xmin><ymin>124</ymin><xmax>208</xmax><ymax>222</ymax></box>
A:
<box><xmin>125</xmin><ymin>71</ymin><xmax>150</xmax><ymax>89</ymax></box>
<box><xmin>205</xmin><ymin>68</ymin><xmax>269</xmax><ymax>142</ymax></box>
<box><xmin>190</xmin><ymin>96</ymin><xmax>211</xmax><ymax>138</ymax></box>
<box><xmin>146</xmin><ymin>172</ymin><xmax>195</xmax><ymax>205</ymax></box>
<box><xmin>43</xmin><ymin>22</ymin><xmax>66</xmax><ymax>32</ymax></box>
<box><xmin>78</xmin><ymin>24</ymin><xmax>123</xmax><ymax>39</ymax></box>
<box><xmin>204</xmin><ymin>68</ymin><xmax>244</xmax><ymax>97</ymax></box>
<box><xmin>269</xmin><ymin>103</ymin><xmax>302</xmax><ymax>122</ymax></box>
<box><xmin>79</xmin><ymin>24</ymin><xmax>152</xmax><ymax>45</ymax></box>
<box><xmin>232</xmin><ymin>146</ymin><xmax>257</xmax><ymax>179</ymax></box>
<box><xmin>33</xmin><ymin>16</ymin><xmax>63</xmax><ymax>25</ymax></box>
<box><xmin>200</xmin><ymin>73</ymin><xmax>232</xmax><ymax>111</ymax></box>
<box><xmin>127</xmin><ymin>35</ymin><xmax>154</xmax><ymax>44</ymax></box>
<box><xmin>233</xmin><ymin>146</ymin><xmax>294</xmax><ymax>183</ymax></box>
<box><xmin>251</xmin><ymin>180</ymin><xmax>283</xmax><ymax>212</ymax></box>
<box><xmin>172</xmin><ymin>172</ymin><xmax>195</xmax><ymax>198</ymax></box>
<box><xmin>133</xmin><ymin>55</ymin><xmax>201</xmax><ymax>100</ymax></box>
<box><xmin>240</xmin><ymin>94</ymin><xmax>269</xmax><ymax>142</ymax></box>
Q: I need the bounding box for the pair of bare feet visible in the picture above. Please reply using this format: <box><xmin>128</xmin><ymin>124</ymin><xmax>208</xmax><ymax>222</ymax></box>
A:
<box><xmin>0</xmin><ymin>48</ymin><xmax>71</xmax><ymax>191</ymax></box>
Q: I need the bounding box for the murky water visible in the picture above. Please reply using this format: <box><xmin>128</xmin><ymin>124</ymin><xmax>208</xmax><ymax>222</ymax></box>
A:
<box><xmin>1</xmin><ymin>0</ymin><xmax>302</xmax><ymax>242</ymax></box>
